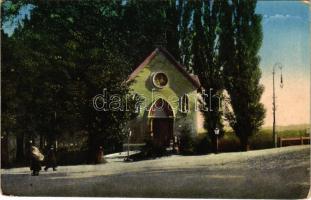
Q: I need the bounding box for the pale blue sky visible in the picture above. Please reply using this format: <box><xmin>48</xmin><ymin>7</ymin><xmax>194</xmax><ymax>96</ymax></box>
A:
<box><xmin>256</xmin><ymin>1</ymin><xmax>309</xmax><ymax>76</ymax></box>
<box><xmin>256</xmin><ymin>1</ymin><xmax>310</xmax><ymax>126</ymax></box>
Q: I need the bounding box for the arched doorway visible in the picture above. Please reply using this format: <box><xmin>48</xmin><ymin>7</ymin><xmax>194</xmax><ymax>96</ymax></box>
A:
<box><xmin>149</xmin><ymin>98</ymin><xmax>174</xmax><ymax>147</ymax></box>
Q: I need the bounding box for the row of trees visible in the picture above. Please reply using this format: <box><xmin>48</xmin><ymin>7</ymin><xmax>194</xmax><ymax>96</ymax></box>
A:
<box><xmin>190</xmin><ymin>0</ymin><xmax>265</xmax><ymax>150</ymax></box>
<box><xmin>2</xmin><ymin>1</ymin><xmax>139</xmax><ymax>163</ymax></box>
<box><xmin>2</xmin><ymin>0</ymin><xmax>265</xmax><ymax>164</ymax></box>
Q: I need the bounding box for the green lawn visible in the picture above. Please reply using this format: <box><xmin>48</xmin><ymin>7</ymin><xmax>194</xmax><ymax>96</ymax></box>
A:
<box><xmin>217</xmin><ymin>124</ymin><xmax>310</xmax><ymax>151</ymax></box>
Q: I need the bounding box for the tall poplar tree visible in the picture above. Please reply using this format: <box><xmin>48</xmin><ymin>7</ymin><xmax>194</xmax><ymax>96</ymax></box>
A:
<box><xmin>191</xmin><ymin>0</ymin><xmax>224</xmax><ymax>152</ymax></box>
<box><xmin>219</xmin><ymin>0</ymin><xmax>266</xmax><ymax>151</ymax></box>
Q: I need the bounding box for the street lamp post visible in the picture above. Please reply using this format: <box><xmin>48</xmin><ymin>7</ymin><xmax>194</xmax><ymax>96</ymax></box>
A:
<box><xmin>272</xmin><ymin>63</ymin><xmax>284</xmax><ymax>148</ymax></box>
<box><xmin>214</xmin><ymin>127</ymin><xmax>220</xmax><ymax>153</ymax></box>
<box><xmin>127</xmin><ymin>128</ymin><xmax>132</xmax><ymax>159</ymax></box>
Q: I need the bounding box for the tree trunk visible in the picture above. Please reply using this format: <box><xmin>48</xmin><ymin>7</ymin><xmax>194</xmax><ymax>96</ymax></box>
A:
<box><xmin>46</xmin><ymin>130</ymin><xmax>57</xmax><ymax>149</ymax></box>
<box><xmin>87</xmin><ymin>132</ymin><xmax>98</xmax><ymax>164</ymax></box>
<box><xmin>25</xmin><ymin>133</ymin><xmax>33</xmax><ymax>162</ymax></box>
<box><xmin>1</xmin><ymin>132</ymin><xmax>9</xmax><ymax>168</ymax></box>
<box><xmin>239</xmin><ymin>135</ymin><xmax>249</xmax><ymax>151</ymax></box>
<box><xmin>16</xmin><ymin>132</ymin><xmax>25</xmax><ymax>163</ymax></box>
<box><xmin>40</xmin><ymin>134</ymin><xmax>44</xmax><ymax>150</ymax></box>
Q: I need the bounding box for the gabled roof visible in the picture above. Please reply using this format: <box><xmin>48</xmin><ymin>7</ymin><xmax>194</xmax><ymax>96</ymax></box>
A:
<box><xmin>126</xmin><ymin>48</ymin><xmax>201</xmax><ymax>89</ymax></box>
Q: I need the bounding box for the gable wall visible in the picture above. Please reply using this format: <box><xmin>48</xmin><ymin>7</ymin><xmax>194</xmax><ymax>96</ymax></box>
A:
<box><xmin>128</xmin><ymin>52</ymin><xmax>200</xmax><ymax>142</ymax></box>
<box><xmin>129</xmin><ymin>52</ymin><xmax>198</xmax><ymax>118</ymax></box>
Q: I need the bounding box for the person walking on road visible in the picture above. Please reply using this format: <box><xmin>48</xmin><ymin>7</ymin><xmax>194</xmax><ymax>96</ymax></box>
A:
<box><xmin>30</xmin><ymin>146</ymin><xmax>44</xmax><ymax>176</ymax></box>
<box><xmin>44</xmin><ymin>146</ymin><xmax>57</xmax><ymax>171</ymax></box>
<box><xmin>96</xmin><ymin>146</ymin><xmax>106</xmax><ymax>164</ymax></box>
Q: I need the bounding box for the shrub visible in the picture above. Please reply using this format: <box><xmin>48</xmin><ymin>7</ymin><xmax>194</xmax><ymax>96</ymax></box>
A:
<box><xmin>141</xmin><ymin>138</ymin><xmax>167</xmax><ymax>158</ymax></box>
<box><xmin>194</xmin><ymin>133</ymin><xmax>212</xmax><ymax>154</ymax></box>
<box><xmin>179</xmin><ymin>126</ymin><xmax>194</xmax><ymax>155</ymax></box>
<box><xmin>218</xmin><ymin>131</ymin><xmax>240</xmax><ymax>152</ymax></box>
<box><xmin>129</xmin><ymin>137</ymin><xmax>168</xmax><ymax>161</ymax></box>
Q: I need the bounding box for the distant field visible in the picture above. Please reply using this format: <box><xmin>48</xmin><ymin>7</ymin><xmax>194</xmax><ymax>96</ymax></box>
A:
<box><xmin>217</xmin><ymin>124</ymin><xmax>310</xmax><ymax>151</ymax></box>
<box><xmin>261</xmin><ymin>124</ymin><xmax>310</xmax><ymax>132</ymax></box>
<box><xmin>198</xmin><ymin>124</ymin><xmax>310</xmax><ymax>134</ymax></box>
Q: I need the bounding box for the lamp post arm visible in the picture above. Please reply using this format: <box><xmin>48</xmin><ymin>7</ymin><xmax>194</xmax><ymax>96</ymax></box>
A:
<box><xmin>272</xmin><ymin>63</ymin><xmax>284</xmax><ymax>148</ymax></box>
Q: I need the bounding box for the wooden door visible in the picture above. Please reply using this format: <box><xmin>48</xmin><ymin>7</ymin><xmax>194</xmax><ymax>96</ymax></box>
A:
<box><xmin>152</xmin><ymin>118</ymin><xmax>173</xmax><ymax>146</ymax></box>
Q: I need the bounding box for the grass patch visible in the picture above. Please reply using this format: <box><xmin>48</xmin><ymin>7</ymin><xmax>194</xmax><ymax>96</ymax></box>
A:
<box><xmin>215</xmin><ymin>126</ymin><xmax>310</xmax><ymax>151</ymax></box>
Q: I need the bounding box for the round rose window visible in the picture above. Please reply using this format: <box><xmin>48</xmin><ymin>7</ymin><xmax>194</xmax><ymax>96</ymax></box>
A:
<box><xmin>152</xmin><ymin>72</ymin><xmax>168</xmax><ymax>88</ymax></box>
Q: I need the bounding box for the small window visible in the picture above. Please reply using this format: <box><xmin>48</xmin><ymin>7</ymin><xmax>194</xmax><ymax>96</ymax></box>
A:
<box><xmin>179</xmin><ymin>94</ymin><xmax>189</xmax><ymax>113</ymax></box>
<box><xmin>152</xmin><ymin>72</ymin><xmax>168</xmax><ymax>88</ymax></box>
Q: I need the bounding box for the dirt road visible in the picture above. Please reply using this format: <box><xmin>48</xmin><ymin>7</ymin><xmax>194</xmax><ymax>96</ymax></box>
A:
<box><xmin>1</xmin><ymin>145</ymin><xmax>310</xmax><ymax>198</ymax></box>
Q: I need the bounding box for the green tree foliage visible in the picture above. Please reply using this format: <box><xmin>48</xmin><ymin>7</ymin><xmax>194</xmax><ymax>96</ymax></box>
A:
<box><xmin>177</xmin><ymin>0</ymin><xmax>193</xmax><ymax>69</ymax></box>
<box><xmin>219</xmin><ymin>0</ymin><xmax>266</xmax><ymax>151</ymax></box>
<box><xmin>112</xmin><ymin>0</ymin><xmax>188</xmax><ymax>69</ymax></box>
<box><xmin>2</xmin><ymin>1</ymin><xmax>138</xmax><ymax>163</ymax></box>
<box><xmin>191</xmin><ymin>0</ymin><xmax>224</xmax><ymax>152</ymax></box>
<box><xmin>179</xmin><ymin>125</ymin><xmax>194</xmax><ymax>155</ymax></box>
<box><xmin>2</xmin><ymin>31</ymin><xmax>17</xmax><ymax>136</ymax></box>
<box><xmin>2</xmin><ymin>28</ymin><xmax>38</xmax><ymax>161</ymax></box>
